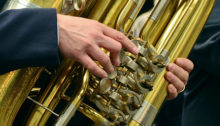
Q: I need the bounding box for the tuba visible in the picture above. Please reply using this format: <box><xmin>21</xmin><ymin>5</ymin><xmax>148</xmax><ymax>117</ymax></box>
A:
<box><xmin>0</xmin><ymin>0</ymin><xmax>215</xmax><ymax>125</ymax></box>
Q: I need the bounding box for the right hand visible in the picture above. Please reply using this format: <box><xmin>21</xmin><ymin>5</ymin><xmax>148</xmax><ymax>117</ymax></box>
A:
<box><xmin>57</xmin><ymin>14</ymin><xmax>139</xmax><ymax>78</ymax></box>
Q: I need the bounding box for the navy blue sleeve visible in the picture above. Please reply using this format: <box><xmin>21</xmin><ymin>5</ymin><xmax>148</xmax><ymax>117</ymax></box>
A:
<box><xmin>0</xmin><ymin>8</ymin><xmax>60</xmax><ymax>73</ymax></box>
<box><xmin>188</xmin><ymin>1</ymin><xmax>220</xmax><ymax>75</ymax></box>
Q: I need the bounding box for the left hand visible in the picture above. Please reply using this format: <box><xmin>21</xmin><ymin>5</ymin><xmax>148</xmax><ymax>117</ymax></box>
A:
<box><xmin>165</xmin><ymin>58</ymin><xmax>194</xmax><ymax>100</ymax></box>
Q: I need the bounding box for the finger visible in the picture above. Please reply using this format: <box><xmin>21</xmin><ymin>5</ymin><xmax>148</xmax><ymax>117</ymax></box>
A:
<box><xmin>166</xmin><ymin>84</ymin><xmax>178</xmax><ymax>100</ymax></box>
<box><xmin>88</xmin><ymin>45</ymin><xmax>114</xmax><ymax>74</ymax></box>
<box><xmin>98</xmin><ymin>36</ymin><xmax>122</xmax><ymax>66</ymax></box>
<box><xmin>79</xmin><ymin>55</ymin><xmax>108</xmax><ymax>78</ymax></box>
<box><xmin>165</xmin><ymin>72</ymin><xmax>185</xmax><ymax>92</ymax></box>
<box><xmin>101</xmin><ymin>25</ymin><xmax>139</xmax><ymax>54</ymax></box>
<box><xmin>167</xmin><ymin>63</ymin><xmax>189</xmax><ymax>84</ymax></box>
<box><xmin>110</xmin><ymin>51</ymin><xmax>121</xmax><ymax>66</ymax></box>
<box><xmin>175</xmin><ymin>58</ymin><xmax>194</xmax><ymax>73</ymax></box>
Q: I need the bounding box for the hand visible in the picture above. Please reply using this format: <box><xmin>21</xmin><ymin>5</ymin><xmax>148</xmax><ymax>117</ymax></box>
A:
<box><xmin>165</xmin><ymin>58</ymin><xmax>194</xmax><ymax>100</ymax></box>
<box><xmin>57</xmin><ymin>14</ymin><xmax>138</xmax><ymax>78</ymax></box>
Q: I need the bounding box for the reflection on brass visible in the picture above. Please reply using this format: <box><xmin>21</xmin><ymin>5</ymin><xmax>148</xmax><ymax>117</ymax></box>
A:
<box><xmin>132</xmin><ymin>100</ymin><xmax>157</xmax><ymax>126</ymax></box>
<box><xmin>0</xmin><ymin>68</ymin><xmax>44</xmax><ymax>126</ymax></box>
<box><xmin>55</xmin><ymin>70</ymin><xmax>89</xmax><ymax>126</ymax></box>
<box><xmin>3</xmin><ymin>0</ymin><xmax>39</xmax><ymax>9</ymax></box>
<box><xmin>0</xmin><ymin>0</ymin><xmax>215</xmax><ymax>126</ymax></box>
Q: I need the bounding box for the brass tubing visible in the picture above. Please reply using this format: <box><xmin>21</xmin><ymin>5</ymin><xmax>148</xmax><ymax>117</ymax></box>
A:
<box><xmin>66</xmin><ymin>0</ymin><xmax>95</xmax><ymax>16</ymax></box>
<box><xmin>29</xmin><ymin>0</ymin><xmax>63</xmax><ymax>11</ymax></box>
<box><xmin>26</xmin><ymin>59</ymin><xmax>75</xmax><ymax>125</ymax></box>
<box><xmin>124</xmin><ymin>0</ymin><xmax>146</xmax><ymax>33</ymax></box>
<box><xmin>0</xmin><ymin>68</ymin><xmax>44</xmax><ymax>126</ymax></box>
<box><xmin>179</xmin><ymin>1</ymin><xmax>216</xmax><ymax>58</ymax></box>
<box><xmin>88</xmin><ymin>0</ymin><xmax>113</xmax><ymax>21</ymax></box>
<box><xmin>103</xmin><ymin>0</ymin><xmax>128</xmax><ymax>28</ymax></box>
<box><xmin>130</xmin><ymin>0</ymin><xmax>216</xmax><ymax>125</ymax></box>
<box><xmin>147</xmin><ymin>0</ymin><xmax>216</xmax><ymax>113</ymax></box>
<box><xmin>141</xmin><ymin>0</ymin><xmax>178</xmax><ymax>46</ymax></box>
<box><xmin>78</xmin><ymin>103</ymin><xmax>111</xmax><ymax>126</ymax></box>
<box><xmin>55</xmin><ymin>70</ymin><xmax>89</xmax><ymax>126</ymax></box>
<box><xmin>116</xmin><ymin>0</ymin><xmax>137</xmax><ymax>32</ymax></box>
<box><xmin>155</xmin><ymin>1</ymin><xmax>189</xmax><ymax>53</ymax></box>
<box><xmin>2</xmin><ymin>0</ymin><xmax>89</xmax><ymax>125</ymax></box>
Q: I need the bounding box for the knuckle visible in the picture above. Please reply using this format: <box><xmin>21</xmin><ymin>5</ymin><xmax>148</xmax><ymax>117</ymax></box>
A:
<box><xmin>167</xmin><ymin>72</ymin><xmax>174</xmax><ymax>82</ymax></box>
<box><xmin>115</xmin><ymin>43</ymin><xmax>122</xmax><ymax>52</ymax></box>
<box><xmin>101</xmin><ymin>57</ymin><xmax>111</xmax><ymax>65</ymax></box>
<box><xmin>91</xmin><ymin>67</ymin><xmax>103</xmax><ymax>77</ymax></box>
<box><xmin>87</xmin><ymin>63</ymin><xmax>97</xmax><ymax>72</ymax></box>
<box><xmin>90</xmin><ymin>32</ymin><xmax>103</xmax><ymax>40</ymax></box>
<box><xmin>83</xmin><ymin>40</ymin><xmax>93</xmax><ymax>49</ymax></box>
<box><xmin>169</xmin><ymin>77</ymin><xmax>174</xmax><ymax>83</ymax></box>
<box><xmin>92</xmin><ymin>20</ymin><xmax>100</xmax><ymax>26</ymax></box>
<box><xmin>116</xmin><ymin>33</ymin><xmax>125</xmax><ymax>42</ymax></box>
<box><xmin>169</xmin><ymin>63</ymin><xmax>175</xmax><ymax>71</ymax></box>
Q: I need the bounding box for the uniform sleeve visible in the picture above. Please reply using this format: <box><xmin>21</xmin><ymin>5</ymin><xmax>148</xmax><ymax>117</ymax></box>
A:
<box><xmin>0</xmin><ymin>8</ymin><xmax>60</xmax><ymax>74</ymax></box>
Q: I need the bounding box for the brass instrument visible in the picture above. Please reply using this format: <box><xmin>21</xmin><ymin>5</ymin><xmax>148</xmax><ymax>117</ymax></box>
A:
<box><xmin>0</xmin><ymin>0</ymin><xmax>215</xmax><ymax>125</ymax></box>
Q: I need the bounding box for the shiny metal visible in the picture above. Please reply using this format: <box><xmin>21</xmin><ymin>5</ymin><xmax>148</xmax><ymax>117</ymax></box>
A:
<box><xmin>129</xmin><ymin>1</ymin><xmax>216</xmax><ymax>126</ymax></box>
<box><xmin>55</xmin><ymin>104</ymin><xmax>77</xmax><ymax>126</ymax></box>
<box><xmin>55</xmin><ymin>70</ymin><xmax>89</xmax><ymax>126</ymax></box>
<box><xmin>0</xmin><ymin>68</ymin><xmax>44</xmax><ymax>126</ymax></box>
<box><xmin>25</xmin><ymin>60</ymin><xmax>84</xmax><ymax>125</ymax></box>
<box><xmin>61</xmin><ymin>0</ymin><xmax>86</xmax><ymax>14</ymax></box>
<box><xmin>132</xmin><ymin>100</ymin><xmax>157</xmax><ymax>126</ymax></box>
<box><xmin>0</xmin><ymin>0</ymin><xmax>216</xmax><ymax>125</ymax></box>
<box><xmin>116</xmin><ymin>0</ymin><xmax>138</xmax><ymax>32</ymax></box>
<box><xmin>78</xmin><ymin>103</ymin><xmax>111</xmax><ymax>126</ymax></box>
<box><xmin>27</xmin><ymin>96</ymin><xmax>59</xmax><ymax>117</ymax></box>
<box><xmin>3</xmin><ymin>0</ymin><xmax>39</xmax><ymax>9</ymax></box>
<box><xmin>151</xmin><ymin>0</ymin><xmax>170</xmax><ymax>21</ymax></box>
<box><xmin>88</xmin><ymin>0</ymin><xmax>113</xmax><ymax>21</ymax></box>
<box><xmin>73</xmin><ymin>0</ymin><xmax>86</xmax><ymax>11</ymax></box>
<box><xmin>141</xmin><ymin>0</ymin><xmax>179</xmax><ymax>46</ymax></box>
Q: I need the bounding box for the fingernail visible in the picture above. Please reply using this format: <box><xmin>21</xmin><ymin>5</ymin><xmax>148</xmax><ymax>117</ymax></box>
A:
<box><xmin>110</xmin><ymin>67</ymin><xmax>115</xmax><ymax>73</ymax></box>
<box><xmin>116</xmin><ymin>58</ymin><xmax>121</xmax><ymax>66</ymax></box>
<box><xmin>103</xmin><ymin>72</ymin><xmax>108</xmax><ymax>78</ymax></box>
<box><xmin>108</xmin><ymin>67</ymin><xmax>114</xmax><ymax>74</ymax></box>
<box><xmin>133</xmin><ymin>47</ymin><xmax>139</xmax><ymax>54</ymax></box>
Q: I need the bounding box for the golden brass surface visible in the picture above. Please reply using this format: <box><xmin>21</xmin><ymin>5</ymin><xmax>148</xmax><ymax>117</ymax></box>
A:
<box><xmin>129</xmin><ymin>120</ymin><xmax>141</xmax><ymax>126</ymax></box>
<box><xmin>103</xmin><ymin>0</ymin><xmax>128</xmax><ymax>28</ymax></box>
<box><xmin>26</xmin><ymin>59</ymin><xmax>78</xmax><ymax>125</ymax></box>
<box><xmin>116</xmin><ymin>0</ymin><xmax>137</xmax><ymax>32</ymax></box>
<box><xmin>78</xmin><ymin>103</ymin><xmax>111</xmax><ymax>126</ymax></box>
<box><xmin>55</xmin><ymin>70</ymin><xmax>89</xmax><ymax>125</ymax></box>
<box><xmin>130</xmin><ymin>1</ymin><xmax>216</xmax><ymax>126</ymax></box>
<box><xmin>0</xmin><ymin>0</ymin><xmax>216</xmax><ymax>125</ymax></box>
<box><xmin>0</xmin><ymin>68</ymin><xmax>43</xmax><ymax>126</ymax></box>
<box><xmin>124</xmin><ymin>0</ymin><xmax>146</xmax><ymax>33</ymax></box>
<box><xmin>140</xmin><ymin>0</ymin><xmax>178</xmax><ymax>46</ymax></box>
<box><xmin>88</xmin><ymin>0</ymin><xmax>113</xmax><ymax>21</ymax></box>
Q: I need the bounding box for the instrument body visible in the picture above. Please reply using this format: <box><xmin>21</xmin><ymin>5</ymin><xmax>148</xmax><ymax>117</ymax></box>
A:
<box><xmin>0</xmin><ymin>0</ymin><xmax>216</xmax><ymax>125</ymax></box>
